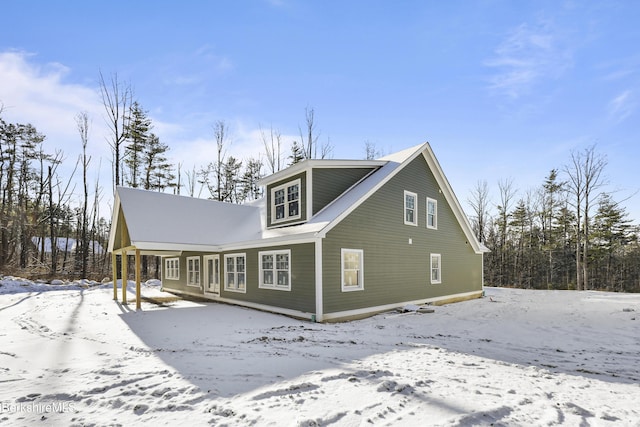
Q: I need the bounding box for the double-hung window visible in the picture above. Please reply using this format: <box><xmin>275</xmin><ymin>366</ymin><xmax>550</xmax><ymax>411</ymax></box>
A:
<box><xmin>259</xmin><ymin>250</ymin><xmax>291</xmax><ymax>291</ymax></box>
<box><xmin>187</xmin><ymin>256</ymin><xmax>201</xmax><ymax>287</ymax></box>
<box><xmin>341</xmin><ymin>248</ymin><xmax>364</xmax><ymax>291</ymax></box>
<box><xmin>404</xmin><ymin>191</ymin><xmax>418</xmax><ymax>226</ymax></box>
<box><xmin>224</xmin><ymin>254</ymin><xmax>246</xmax><ymax>292</ymax></box>
<box><xmin>272</xmin><ymin>179</ymin><xmax>301</xmax><ymax>223</ymax></box>
<box><xmin>165</xmin><ymin>258</ymin><xmax>179</xmax><ymax>280</ymax></box>
<box><xmin>427</xmin><ymin>197</ymin><xmax>438</xmax><ymax>229</ymax></box>
<box><xmin>430</xmin><ymin>254</ymin><xmax>442</xmax><ymax>284</ymax></box>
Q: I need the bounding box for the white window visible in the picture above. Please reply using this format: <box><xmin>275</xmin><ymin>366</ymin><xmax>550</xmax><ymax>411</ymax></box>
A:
<box><xmin>224</xmin><ymin>253</ymin><xmax>246</xmax><ymax>293</ymax></box>
<box><xmin>272</xmin><ymin>179</ymin><xmax>301</xmax><ymax>223</ymax></box>
<box><xmin>341</xmin><ymin>248</ymin><xmax>364</xmax><ymax>292</ymax></box>
<box><xmin>404</xmin><ymin>190</ymin><xmax>418</xmax><ymax>226</ymax></box>
<box><xmin>259</xmin><ymin>250</ymin><xmax>291</xmax><ymax>291</ymax></box>
<box><xmin>427</xmin><ymin>197</ymin><xmax>438</xmax><ymax>229</ymax></box>
<box><xmin>187</xmin><ymin>256</ymin><xmax>201</xmax><ymax>287</ymax></box>
<box><xmin>430</xmin><ymin>254</ymin><xmax>442</xmax><ymax>284</ymax></box>
<box><xmin>165</xmin><ymin>258</ymin><xmax>179</xmax><ymax>280</ymax></box>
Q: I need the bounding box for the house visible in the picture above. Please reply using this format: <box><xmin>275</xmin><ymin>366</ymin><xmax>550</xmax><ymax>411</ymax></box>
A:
<box><xmin>107</xmin><ymin>142</ymin><xmax>487</xmax><ymax>320</ymax></box>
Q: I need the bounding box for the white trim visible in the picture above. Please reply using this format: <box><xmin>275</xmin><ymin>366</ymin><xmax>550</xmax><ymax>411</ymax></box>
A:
<box><xmin>307</xmin><ymin>169</ymin><xmax>314</xmax><ymax>220</ymax></box>
<box><xmin>224</xmin><ymin>253</ymin><xmax>247</xmax><ymax>293</ymax></box>
<box><xmin>322</xmin><ymin>290</ymin><xmax>483</xmax><ymax>321</ymax></box>
<box><xmin>430</xmin><ymin>253</ymin><xmax>442</xmax><ymax>284</ymax></box>
<box><xmin>427</xmin><ymin>197</ymin><xmax>438</xmax><ymax>230</ymax></box>
<box><xmin>404</xmin><ymin>190</ymin><xmax>418</xmax><ymax>226</ymax></box>
<box><xmin>315</xmin><ymin>238</ymin><xmax>323</xmax><ymax>322</ymax></box>
<box><xmin>164</xmin><ymin>257</ymin><xmax>180</xmax><ymax>280</ymax></box>
<box><xmin>271</xmin><ymin>178</ymin><xmax>301</xmax><ymax>224</ymax></box>
<box><xmin>107</xmin><ymin>190</ymin><xmax>121</xmax><ymax>253</ymax></box>
<box><xmin>341</xmin><ymin>248</ymin><xmax>364</xmax><ymax>292</ymax></box>
<box><xmin>257</xmin><ymin>159</ymin><xmax>386</xmax><ymax>187</ymax></box>
<box><xmin>258</xmin><ymin>249</ymin><xmax>292</xmax><ymax>291</ymax></box>
<box><xmin>129</xmin><ymin>235</ymin><xmax>319</xmax><ymax>253</ymax></box>
<box><xmin>186</xmin><ymin>256</ymin><xmax>201</xmax><ymax>288</ymax></box>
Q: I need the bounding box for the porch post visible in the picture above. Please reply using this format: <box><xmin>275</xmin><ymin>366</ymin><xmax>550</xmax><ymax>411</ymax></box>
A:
<box><xmin>121</xmin><ymin>250</ymin><xmax>128</xmax><ymax>304</ymax></box>
<box><xmin>112</xmin><ymin>252</ymin><xmax>118</xmax><ymax>300</ymax></box>
<box><xmin>135</xmin><ymin>249</ymin><xmax>141</xmax><ymax>310</ymax></box>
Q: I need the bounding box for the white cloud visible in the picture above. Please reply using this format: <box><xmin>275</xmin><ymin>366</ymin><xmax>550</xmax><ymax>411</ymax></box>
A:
<box><xmin>0</xmin><ymin>50</ymin><xmax>110</xmax><ymax>161</ymax></box>
<box><xmin>607</xmin><ymin>90</ymin><xmax>635</xmax><ymax>124</ymax></box>
<box><xmin>485</xmin><ymin>21</ymin><xmax>572</xmax><ymax>99</ymax></box>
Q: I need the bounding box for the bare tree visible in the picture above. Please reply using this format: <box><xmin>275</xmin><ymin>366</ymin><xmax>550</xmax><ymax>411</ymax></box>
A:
<box><xmin>99</xmin><ymin>71</ymin><xmax>132</xmax><ymax>192</ymax></box>
<box><xmin>260</xmin><ymin>124</ymin><xmax>282</xmax><ymax>173</ymax></box>
<box><xmin>467</xmin><ymin>180</ymin><xmax>491</xmax><ymax>243</ymax></box>
<box><xmin>76</xmin><ymin>112</ymin><xmax>91</xmax><ymax>278</ymax></box>
<box><xmin>496</xmin><ymin>178</ymin><xmax>517</xmax><ymax>286</ymax></box>
<box><xmin>564</xmin><ymin>145</ymin><xmax>607</xmax><ymax>290</ymax></box>
<box><xmin>364</xmin><ymin>140</ymin><xmax>382</xmax><ymax>160</ymax></box>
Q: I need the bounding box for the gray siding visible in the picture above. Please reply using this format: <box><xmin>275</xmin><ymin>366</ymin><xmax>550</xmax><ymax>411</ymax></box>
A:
<box><xmin>322</xmin><ymin>155</ymin><xmax>482</xmax><ymax>314</ymax></box>
<box><xmin>265</xmin><ymin>172</ymin><xmax>307</xmax><ymax>228</ymax></box>
<box><xmin>161</xmin><ymin>251</ymin><xmax>206</xmax><ymax>295</ymax></box>
<box><xmin>162</xmin><ymin>243</ymin><xmax>316</xmax><ymax>313</ymax></box>
<box><xmin>312</xmin><ymin>167</ymin><xmax>376</xmax><ymax>215</ymax></box>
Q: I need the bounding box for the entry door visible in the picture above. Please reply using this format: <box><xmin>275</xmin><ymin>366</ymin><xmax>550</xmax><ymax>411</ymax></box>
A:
<box><xmin>203</xmin><ymin>255</ymin><xmax>220</xmax><ymax>295</ymax></box>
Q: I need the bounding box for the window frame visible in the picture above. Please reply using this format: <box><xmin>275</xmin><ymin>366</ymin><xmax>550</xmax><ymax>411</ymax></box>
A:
<box><xmin>404</xmin><ymin>190</ymin><xmax>418</xmax><ymax>226</ymax></box>
<box><xmin>203</xmin><ymin>254</ymin><xmax>220</xmax><ymax>294</ymax></box>
<box><xmin>430</xmin><ymin>253</ymin><xmax>442</xmax><ymax>284</ymax></box>
<box><xmin>224</xmin><ymin>253</ymin><xmax>247</xmax><ymax>293</ymax></box>
<box><xmin>271</xmin><ymin>178</ymin><xmax>302</xmax><ymax>224</ymax></box>
<box><xmin>341</xmin><ymin>248</ymin><xmax>364</xmax><ymax>292</ymax></box>
<box><xmin>258</xmin><ymin>249</ymin><xmax>292</xmax><ymax>291</ymax></box>
<box><xmin>164</xmin><ymin>257</ymin><xmax>180</xmax><ymax>280</ymax></box>
<box><xmin>427</xmin><ymin>197</ymin><xmax>438</xmax><ymax>230</ymax></box>
<box><xmin>186</xmin><ymin>256</ymin><xmax>201</xmax><ymax>287</ymax></box>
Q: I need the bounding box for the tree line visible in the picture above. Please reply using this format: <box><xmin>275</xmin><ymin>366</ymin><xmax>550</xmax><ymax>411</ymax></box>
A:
<box><xmin>2</xmin><ymin>72</ymin><xmax>638</xmax><ymax>292</ymax></box>
<box><xmin>467</xmin><ymin>146</ymin><xmax>640</xmax><ymax>292</ymax></box>
<box><xmin>0</xmin><ymin>73</ymin><xmax>331</xmax><ymax>280</ymax></box>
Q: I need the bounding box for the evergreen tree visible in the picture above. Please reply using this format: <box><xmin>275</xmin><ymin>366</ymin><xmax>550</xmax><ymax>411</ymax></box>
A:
<box><xmin>143</xmin><ymin>133</ymin><xmax>174</xmax><ymax>191</ymax></box>
<box><xmin>124</xmin><ymin>101</ymin><xmax>152</xmax><ymax>188</ymax></box>
<box><xmin>289</xmin><ymin>141</ymin><xmax>305</xmax><ymax>165</ymax></box>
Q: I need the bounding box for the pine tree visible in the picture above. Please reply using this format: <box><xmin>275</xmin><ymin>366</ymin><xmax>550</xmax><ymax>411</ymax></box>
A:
<box><xmin>143</xmin><ymin>133</ymin><xmax>174</xmax><ymax>192</ymax></box>
<box><xmin>289</xmin><ymin>141</ymin><xmax>305</xmax><ymax>165</ymax></box>
<box><xmin>124</xmin><ymin>101</ymin><xmax>152</xmax><ymax>188</ymax></box>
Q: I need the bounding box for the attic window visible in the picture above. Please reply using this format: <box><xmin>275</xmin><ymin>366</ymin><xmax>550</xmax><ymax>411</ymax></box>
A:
<box><xmin>272</xmin><ymin>179</ymin><xmax>301</xmax><ymax>223</ymax></box>
<box><xmin>427</xmin><ymin>197</ymin><xmax>438</xmax><ymax>229</ymax></box>
<box><xmin>404</xmin><ymin>191</ymin><xmax>418</xmax><ymax>226</ymax></box>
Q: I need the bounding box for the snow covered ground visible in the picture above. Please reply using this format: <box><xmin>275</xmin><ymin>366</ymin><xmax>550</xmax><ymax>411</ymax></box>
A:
<box><xmin>1</xmin><ymin>277</ymin><xmax>639</xmax><ymax>426</ymax></box>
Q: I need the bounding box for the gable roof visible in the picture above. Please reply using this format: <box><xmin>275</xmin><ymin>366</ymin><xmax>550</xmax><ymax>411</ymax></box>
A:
<box><xmin>108</xmin><ymin>142</ymin><xmax>487</xmax><ymax>254</ymax></box>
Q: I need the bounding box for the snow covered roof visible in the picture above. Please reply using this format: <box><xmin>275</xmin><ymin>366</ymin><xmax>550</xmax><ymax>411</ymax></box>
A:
<box><xmin>108</xmin><ymin>142</ymin><xmax>486</xmax><ymax>254</ymax></box>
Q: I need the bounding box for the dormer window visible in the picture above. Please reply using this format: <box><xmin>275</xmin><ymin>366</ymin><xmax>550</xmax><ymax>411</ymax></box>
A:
<box><xmin>272</xmin><ymin>179</ymin><xmax>301</xmax><ymax>223</ymax></box>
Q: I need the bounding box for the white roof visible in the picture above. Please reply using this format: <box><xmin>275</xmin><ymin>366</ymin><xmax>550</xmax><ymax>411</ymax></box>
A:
<box><xmin>109</xmin><ymin>143</ymin><xmax>487</xmax><ymax>254</ymax></box>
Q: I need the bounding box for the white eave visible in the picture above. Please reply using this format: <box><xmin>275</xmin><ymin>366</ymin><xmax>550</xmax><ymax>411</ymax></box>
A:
<box><xmin>257</xmin><ymin>158</ymin><xmax>387</xmax><ymax>187</ymax></box>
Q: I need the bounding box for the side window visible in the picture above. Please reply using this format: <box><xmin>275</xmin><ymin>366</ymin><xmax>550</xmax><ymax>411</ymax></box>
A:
<box><xmin>430</xmin><ymin>254</ymin><xmax>442</xmax><ymax>284</ymax></box>
<box><xmin>427</xmin><ymin>198</ymin><xmax>438</xmax><ymax>229</ymax></box>
<box><xmin>404</xmin><ymin>191</ymin><xmax>418</xmax><ymax>226</ymax></box>
<box><xmin>187</xmin><ymin>256</ymin><xmax>201</xmax><ymax>287</ymax></box>
<box><xmin>224</xmin><ymin>254</ymin><xmax>247</xmax><ymax>293</ymax></box>
<box><xmin>341</xmin><ymin>248</ymin><xmax>364</xmax><ymax>291</ymax></box>
<box><xmin>165</xmin><ymin>258</ymin><xmax>179</xmax><ymax>280</ymax></box>
<box><xmin>259</xmin><ymin>250</ymin><xmax>291</xmax><ymax>291</ymax></box>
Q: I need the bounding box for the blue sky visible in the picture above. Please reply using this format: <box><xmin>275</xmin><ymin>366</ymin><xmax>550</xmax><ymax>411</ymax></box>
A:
<box><xmin>1</xmin><ymin>0</ymin><xmax>639</xmax><ymax>223</ymax></box>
